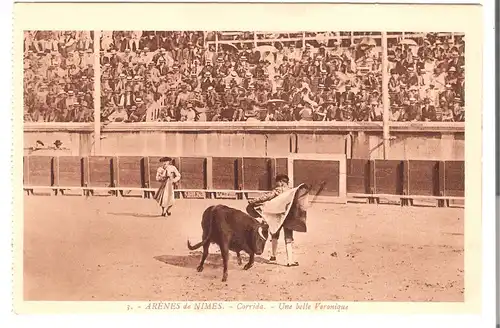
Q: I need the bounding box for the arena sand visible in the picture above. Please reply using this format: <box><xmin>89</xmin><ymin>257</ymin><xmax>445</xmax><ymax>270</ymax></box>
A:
<box><xmin>23</xmin><ymin>196</ymin><xmax>464</xmax><ymax>301</ymax></box>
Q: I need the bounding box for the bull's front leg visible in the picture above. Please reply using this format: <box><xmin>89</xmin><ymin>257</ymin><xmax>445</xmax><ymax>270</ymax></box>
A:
<box><xmin>236</xmin><ymin>252</ymin><xmax>242</xmax><ymax>266</ymax></box>
<box><xmin>243</xmin><ymin>253</ymin><xmax>255</xmax><ymax>270</ymax></box>
<box><xmin>197</xmin><ymin>243</ymin><xmax>210</xmax><ymax>272</ymax></box>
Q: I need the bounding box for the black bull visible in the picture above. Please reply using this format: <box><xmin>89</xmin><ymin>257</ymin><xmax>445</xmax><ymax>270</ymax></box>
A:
<box><xmin>187</xmin><ymin>185</ymin><xmax>310</xmax><ymax>282</ymax></box>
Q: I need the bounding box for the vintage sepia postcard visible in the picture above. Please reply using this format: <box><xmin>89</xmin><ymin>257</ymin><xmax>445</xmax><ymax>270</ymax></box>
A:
<box><xmin>12</xmin><ymin>1</ymin><xmax>485</xmax><ymax>319</ymax></box>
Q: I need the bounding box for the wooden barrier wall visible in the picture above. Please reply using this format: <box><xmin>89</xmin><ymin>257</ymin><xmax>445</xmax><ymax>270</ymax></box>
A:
<box><xmin>23</xmin><ymin>156</ymin><xmax>464</xmax><ymax>198</ymax></box>
<box><xmin>345</xmin><ymin>159</ymin><xmax>464</xmax><ymax>197</ymax></box>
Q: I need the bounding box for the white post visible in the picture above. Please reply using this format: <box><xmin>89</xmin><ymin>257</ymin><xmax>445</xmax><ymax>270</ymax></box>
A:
<box><xmin>302</xmin><ymin>31</ymin><xmax>306</xmax><ymax>48</ymax></box>
<box><xmin>93</xmin><ymin>30</ymin><xmax>101</xmax><ymax>155</ymax></box>
<box><xmin>253</xmin><ymin>31</ymin><xmax>257</xmax><ymax>48</ymax></box>
<box><xmin>381</xmin><ymin>31</ymin><xmax>390</xmax><ymax>160</ymax></box>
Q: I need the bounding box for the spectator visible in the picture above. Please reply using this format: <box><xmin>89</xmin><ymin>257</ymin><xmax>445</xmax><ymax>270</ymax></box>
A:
<box><xmin>107</xmin><ymin>105</ymin><xmax>128</xmax><ymax>122</ymax></box>
<box><xmin>369</xmin><ymin>100</ymin><xmax>383</xmax><ymax>121</ymax></box>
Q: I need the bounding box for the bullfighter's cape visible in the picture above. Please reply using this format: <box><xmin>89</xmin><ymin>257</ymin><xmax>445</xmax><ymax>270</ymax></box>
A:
<box><xmin>255</xmin><ymin>183</ymin><xmax>309</xmax><ymax>234</ymax></box>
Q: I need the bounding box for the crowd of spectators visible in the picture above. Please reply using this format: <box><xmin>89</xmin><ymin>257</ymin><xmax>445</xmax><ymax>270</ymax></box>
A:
<box><xmin>23</xmin><ymin>31</ymin><xmax>465</xmax><ymax>123</ymax></box>
<box><xmin>386</xmin><ymin>33</ymin><xmax>465</xmax><ymax>122</ymax></box>
<box><xmin>100</xmin><ymin>31</ymin><xmax>465</xmax><ymax>123</ymax></box>
<box><xmin>23</xmin><ymin>31</ymin><xmax>95</xmax><ymax>122</ymax></box>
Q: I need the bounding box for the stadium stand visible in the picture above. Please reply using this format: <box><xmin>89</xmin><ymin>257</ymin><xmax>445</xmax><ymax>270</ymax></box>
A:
<box><xmin>23</xmin><ymin>31</ymin><xmax>465</xmax><ymax>123</ymax></box>
<box><xmin>24</xmin><ymin>31</ymin><xmax>95</xmax><ymax>122</ymax></box>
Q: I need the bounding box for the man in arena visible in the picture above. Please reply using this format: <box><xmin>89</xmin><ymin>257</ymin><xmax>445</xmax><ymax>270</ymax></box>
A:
<box><xmin>246</xmin><ymin>174</ymin><xmax>300</xmax><ymax>267</ymax></box>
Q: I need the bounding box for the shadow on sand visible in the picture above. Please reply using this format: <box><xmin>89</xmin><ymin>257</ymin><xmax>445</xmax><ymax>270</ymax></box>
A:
<box><xmin>154</xmin><ymin>251</ymin><xmax>269</xmax><ymax>270</ymax></box>
<box><xmin>408</xmin><ymin>203</ymin><xmax>438</xmax><ymax>208</ymax></box>
<box><xmin>108</xmin><ymin>212</ymin><xmax>163</xmax><ymax>218</ymax></box>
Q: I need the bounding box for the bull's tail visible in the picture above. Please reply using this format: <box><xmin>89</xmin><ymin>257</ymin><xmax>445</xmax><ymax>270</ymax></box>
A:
<box><xmin>187</xmin><ymin>238</ymin><xmax>208</xmax><ymax>251</ymax></box>
<box><xmin>187</xmin><ymin>206</ymin><xmax>214</xmax><ymax>250</ymax></box>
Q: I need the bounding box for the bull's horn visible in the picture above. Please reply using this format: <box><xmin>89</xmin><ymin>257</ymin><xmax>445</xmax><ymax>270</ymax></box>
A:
<box><xmin>257</xmin><ymin>226</ymin><xmax>266</xmax><ymax>240</ymax></box>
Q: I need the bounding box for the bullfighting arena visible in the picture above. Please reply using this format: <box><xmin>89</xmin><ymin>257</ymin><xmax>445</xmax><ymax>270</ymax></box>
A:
<box><xmin>23</xmin><ymin>195</ymin><xmax>464</xmax><ymax>302</ymax></box>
